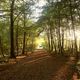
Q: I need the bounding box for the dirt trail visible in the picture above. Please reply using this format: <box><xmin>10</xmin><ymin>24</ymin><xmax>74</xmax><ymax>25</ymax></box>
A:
<box><xmin>0</xmin><ymin>51</ymin><xmax>70</xmax><ymax>80</ymax></box>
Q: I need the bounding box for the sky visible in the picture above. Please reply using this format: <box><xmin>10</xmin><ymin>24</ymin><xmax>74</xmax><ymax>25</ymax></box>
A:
<box><xmin>31</xmin><ymin>0</ymin><xmax>46</xmax><ymax>21</ymax></box>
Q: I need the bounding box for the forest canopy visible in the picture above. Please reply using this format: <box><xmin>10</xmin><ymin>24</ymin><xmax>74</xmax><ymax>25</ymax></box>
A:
<box><xmin>0</xmin><ymin>0</ymin><xmax>80</xmax><ymax>58</ymax></box>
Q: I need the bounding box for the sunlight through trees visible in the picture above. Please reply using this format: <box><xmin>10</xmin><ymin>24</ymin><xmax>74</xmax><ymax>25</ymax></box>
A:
<box><xmin>0</xmin><ymin>0</ymin><xmax>80</xmax><ymax>59</ymax></box>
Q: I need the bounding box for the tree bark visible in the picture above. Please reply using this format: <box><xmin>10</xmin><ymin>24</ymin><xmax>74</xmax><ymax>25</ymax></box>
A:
<box><xmin>0</xmin><ymin>36</ymin><xmax>4</xmax><ymax>57</ymax></box>
<box><xmin>22</xmin><ymin>32</ymin><xmax>26</xmax><ymax>54</ymax></box>
<box><xmin>22</xmin><ymin>0</ymin><xmax>26</xmax><ymax>54</ymax></box>
<box><xmin>47</xmin><ymin>32</ymin><xmax>51</xmax><ymax>52</ymax></box>
<box><xmin>69</xmin><ymin>0</ymin><xmax>78</xmax><ymax>56</ymax></box>
<box><xmin>16</xmin><ymin>21</ymin><xmax>19</xmax><ymax>55</ymax></box>
<box><xmin>10</xmin><ymin>0</ymin><xmax>16</xmax><ymax>58</ymax></box>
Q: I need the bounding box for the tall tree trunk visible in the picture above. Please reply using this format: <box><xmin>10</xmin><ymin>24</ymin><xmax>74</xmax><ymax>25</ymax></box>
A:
<box><xmin>31</xmin><ymin>35</ymin><xmax>34</xmax><ymax>53</ymax></box>
<box><xmin>56</xmin><ymin>0</ymin><xmax>62</xmax><ymax>54</ymax></box>
<box><xmin>61</xmin><ymin>28</ymin><xmax>64</xmax><ymax>55</ymax></box>
<box><xmin>0</xmin><ymin>36</ymin><xmax>4</xmax><ymax>57</ymax></box>
<box><xmin>16</xmin><ymin>21</ymin><xmax>19</xmax><ymax>55</ymax></box>
<box><xmin>47</xmin><ymin>30</ymin><xmax>51</xmax><ymax>52</ymax></box>
<box><xmin>53</xmin><ymin>37</ymin><xmax>57</xmax><ymax>54</ymax></box>
<box><xmin>10</xmin><ymin>0</ymin><xmax>16</xmax><ymax>58</ymax></box>
<box><xmin>22</xmin><ymin>32</ymin><xmax>26</xmax><ymax>54</ymax></box>
<box><xmin>58</xmin><ymin>27</ymin><xmax>61</xmax><ymax>54</ymax></box>
<box><xmin>22</xmin><ymin>0</ymin><xmax>26</xmax><ymax>54</ymax></box>
<box><xmin>69</xmin><ymin>0</ymin><xmax>78</xmax><ymax>56</ymax></box>
<box><xmin>50</xmin><ymin>27</ymin><xmax>54</xmax><ymax>53</ymax></box>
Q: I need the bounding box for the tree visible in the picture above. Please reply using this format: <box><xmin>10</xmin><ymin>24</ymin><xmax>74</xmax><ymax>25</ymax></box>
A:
<box><xmin>10</xmin><ymin>0</ymin><xmax>16</xmax><ymax>58</ymax></box>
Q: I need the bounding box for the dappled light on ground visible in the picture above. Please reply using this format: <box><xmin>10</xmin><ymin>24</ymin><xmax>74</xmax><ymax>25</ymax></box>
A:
<box><xmin>72</xmin><ymin>72</ymin><xmax>78</xmax><ymax>80</ymax></box>
<box><xmin>16</xmin><ymin>56</ymin><xmax>26</xmax><ymax>59</ymax></box>
<box><xmin>8</xmin><ymin>59</ymin><xmax>17</xmax><ymax>64</ymax></box>
<box><xmin>0</xmin><ymin>50</ymin><xmax>75</xmax><ymax>80</ymax></box>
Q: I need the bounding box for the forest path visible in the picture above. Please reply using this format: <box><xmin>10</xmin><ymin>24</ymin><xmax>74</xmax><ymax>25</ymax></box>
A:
<box><xmin>0</xmin><ymin>50</ymin><xmax>74</xmax><ymax>80</ymax></box>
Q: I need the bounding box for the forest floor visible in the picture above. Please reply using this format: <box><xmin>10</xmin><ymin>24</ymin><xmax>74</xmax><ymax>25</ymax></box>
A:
<box><xmin>0</xmin><ymin>50</ymin><xmax>75</xmax><ymax>80</ymax></box>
